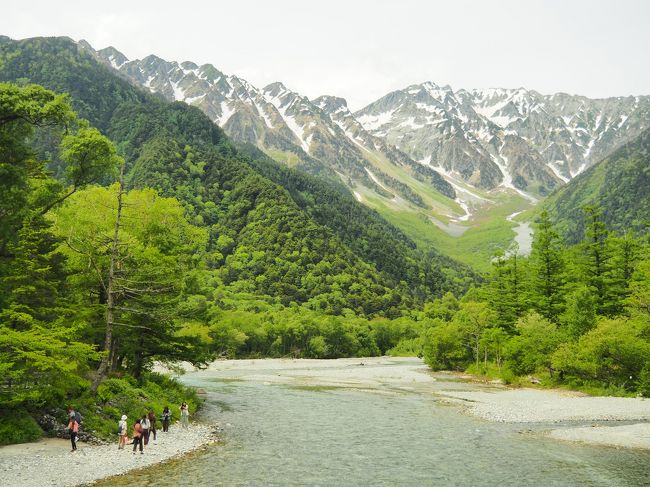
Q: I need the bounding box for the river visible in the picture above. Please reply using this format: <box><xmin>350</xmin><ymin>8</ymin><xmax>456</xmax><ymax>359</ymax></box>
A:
<box><xmin>507</xmin><ymin>211</ymin><xmax>533</xmax><ymax>256</ymax></box>
<box><xmin>100</xmin><ymin>358</ymin><xmax>650</xmax><ymax>486</ymax></box>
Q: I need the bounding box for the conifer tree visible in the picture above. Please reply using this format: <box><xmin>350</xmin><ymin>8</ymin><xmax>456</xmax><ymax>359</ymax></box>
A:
<box><xmin>579</xmin><ymin>206</ymin><xmax>617</xmax><ymax>315</ymax></box>
<box><xmin>527</xmin><ymin>211</ymin><xmax>565</xmax><ymax>321</ymax></box>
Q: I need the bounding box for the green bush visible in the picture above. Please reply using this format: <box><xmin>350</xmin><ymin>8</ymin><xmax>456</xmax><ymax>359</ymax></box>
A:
<box><xmin>387</xmin><ymin>337</ymin><xmax>423</xmax><ymax>357</ymax></box>
<box><xmin>0</xmin><ymin>409</ymin><xmax>43</xmax><ymax>445</ymax></box>
<box><xmin>78</xmin><ymin>373</ymin><xmax>201</xmax><ymax>440</ymax></box>
<box><xmin>638</xmin><ymin>365</ymin><xmax>650</xmax><ymax>397</ymax></box>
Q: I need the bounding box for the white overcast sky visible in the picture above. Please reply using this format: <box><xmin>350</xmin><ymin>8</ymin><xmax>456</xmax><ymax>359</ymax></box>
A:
<box><xmin>3</xmin><ymin>0</ymin><xmax>649</xmax><ymax>110</ymax></box>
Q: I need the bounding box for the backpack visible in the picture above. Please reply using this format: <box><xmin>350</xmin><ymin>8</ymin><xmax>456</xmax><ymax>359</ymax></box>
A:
<box><xmin>75</xmin><ymin>411</ymin><xmax>82</xmax><ymax>425</ymax></box>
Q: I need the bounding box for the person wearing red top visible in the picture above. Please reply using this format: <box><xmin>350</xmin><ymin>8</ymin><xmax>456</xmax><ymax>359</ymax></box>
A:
<box><xmin>67</xmin><ymin>416</ymin><xmax>79</xmax><ymax>452</ymax></box>
<box><xmin>132</xmin><ymin>419</ymin><xmax>144</xmax><ymax>454</ymax></box>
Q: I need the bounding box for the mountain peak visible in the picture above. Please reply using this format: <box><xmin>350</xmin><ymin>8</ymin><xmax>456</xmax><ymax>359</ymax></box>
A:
<box><xmin>263</xmin><ymin>81</ymin><xmax>291</xmax><ymax>97</ymax></box>
<box><xmin>312</xmin><ymin>95</ymin><xmax>348</xmax><ymax>114</ymax></box>
<box><xmin>181</xmin><ymin>61</ymin><xmax>199</xmax><ymax>70</ymax></box>
<box><xmin>141</xmin><ymin>54</ymin><xmax>167</xmax><ymax>65</ymax></box>
<box><xmin>77</xmin><ymin>39</ymin><xmax>94</xmax><ymax>51</ymax></box>
<box><xmin>97</xmin><ymin>46</ymin><xmax>129</xmax><ymax>69</ymax></box>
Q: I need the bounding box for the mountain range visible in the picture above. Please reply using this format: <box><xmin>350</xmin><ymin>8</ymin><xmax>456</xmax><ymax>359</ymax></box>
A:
<box><xmin>80</xmin><ymin>40</ymin><xmax>650</xmax><ymax>221</ymax></box>
<box><xmin>0</xmin><ymin>35</ymin><xmax>475</xmax><ymax>307</ymax></box>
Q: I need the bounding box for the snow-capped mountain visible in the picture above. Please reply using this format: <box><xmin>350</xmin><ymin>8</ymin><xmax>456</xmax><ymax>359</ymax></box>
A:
<box><xmin>80</xmin><ymin>39</ymin><xmax>649</xmax><ymax>218</ymax></box>
<box><xmin>80</xmin><ymin>41</ymin><xmax>455</xmax><ymax>210</ymax></box>
<box><xmin>356</xmin><ymin>82</ymin><xmax>650</xmax><ymax>194</ymax></box>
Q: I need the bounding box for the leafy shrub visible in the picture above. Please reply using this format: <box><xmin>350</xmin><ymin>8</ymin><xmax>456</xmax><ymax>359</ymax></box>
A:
<box><xmin>78</xmin><ymin>373</ymin><xmax>201</xmax><ymax>440</ymax></box>
<box><xmin>0</xmin><ymin>409</ymin><xmax>43</xmax><ymax>445</ymax></box>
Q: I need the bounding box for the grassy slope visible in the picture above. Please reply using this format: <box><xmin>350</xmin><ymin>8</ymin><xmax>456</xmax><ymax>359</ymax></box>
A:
<box><xmin>365</xmin><ymin>191</ymin><xmax>532</xmax><ymax>273</ymax></box>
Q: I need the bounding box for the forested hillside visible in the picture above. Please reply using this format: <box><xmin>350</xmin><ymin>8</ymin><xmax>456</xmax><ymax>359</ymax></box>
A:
<box><xmin>539</xmin><ymin>127</ymin><xmax>650</xmax><ymax>243</ymax></box>
<box><xmin>0</xmin><ymin>36</ymin><xmax>475</xmax><ymax>444</ymax></box>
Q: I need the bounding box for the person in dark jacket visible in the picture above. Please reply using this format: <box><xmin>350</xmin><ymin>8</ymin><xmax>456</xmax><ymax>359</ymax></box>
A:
<box><xmin>161</xmin><ymin>406</ymin><xmax>171</xmax><ymax>432</ymax></box>
<box><xmin>147</xmin><ymin>410</ymin><xmax>157</xmax><ymax>441</ymax></box>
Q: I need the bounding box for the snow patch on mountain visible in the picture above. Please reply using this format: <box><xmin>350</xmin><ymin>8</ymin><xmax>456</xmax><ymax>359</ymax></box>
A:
<box><xmin>107</xmin><ymin>54</ymin><xmax>126</xmax><ymax>70</ymax></box>
<box><xmin>547</xmin><ymin>162</ymin><xmax>570</xmax><ymax>183</ymax></box>
<box><xmin>185</xmin><ymin>94</ymin><xmax>205</xmax><ymax>104</ymax></box>
<box><xmin>217</xmin><ymin>101</ymin><xmax>235</xmax><ymax>125</ymax></box>
<box><xmin>170</xmin><ymin>80</ymin><xmax>185</xmax><ymax>101</ymax></box>
<box><xmin>570</xmin><ymin>162</ymin><xmax>588</xmax><ymax>178</ymax></box>
<box><xmin>357</xmin><ymin>109</ymin><xmax>397</xmax><ymax>131</ymax></box>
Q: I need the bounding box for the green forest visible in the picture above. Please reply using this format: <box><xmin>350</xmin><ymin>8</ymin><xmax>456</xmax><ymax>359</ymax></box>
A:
<box><xmin>1</xmin><ymin>36</ymin><xmax>650</xmax><ymax>446</ymax></box>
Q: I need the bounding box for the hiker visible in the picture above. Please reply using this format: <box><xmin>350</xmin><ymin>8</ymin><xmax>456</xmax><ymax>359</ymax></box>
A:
<box><xmin>68</xmin><ymin>407</ymin><xmax>82</xmax><ymax>427</ymax></box>
<box><xmin>141</xmin><ymin>413</ymin><xmax>151</xmax><ymax>446</ymax></box>
<box><xmin>180</xmin><ymin>402</ymin><xmax>189</xmax><ymax>428</ymax></box>
<box><xmin>161</xmin><ymin>406</ymin><xmax>171</xmax><ymax>432</ymax></box>
<box><xmin>117</xmin><ymin>415</ymin><xmax>128</xmax><ymax>449</ymax></box>
<box><xmin>132</xmin><ymin>419</ymin><xmax>143</xmax><ymax>454</ymax></box>
<box><xmin>148</xmin><ymin>410</ymin><xmax>157</xmax><ymax>441</ymax></box>
<box><xmin>67</xmin><ymin>413</ymin><xmax>79</xmax><ymax>452</ymax></box>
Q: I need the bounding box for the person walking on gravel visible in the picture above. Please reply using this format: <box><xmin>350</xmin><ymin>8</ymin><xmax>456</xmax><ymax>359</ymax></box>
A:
<box><xmin>180</xmin><ymin>402</ymin><xmax>189</xmax><ymax>428</ymax></box>
<box><xmin>132</xmin><ymin>419</ymin><xmax>144</xmax><ymax>454</ymax></box>
<box><xmin>161</xmin><ymin>406</ymin><xmax>171</xmax><ymax>432</ymax></box>
<box><xmin>141</xmin><ymin>413</ymin><xmax>151</xmax><ymax>446</ymax></box>
<box><xmin>118</xmin><ymin>415</ymin><xmax>128</xmax><ymax>449</ymax></box>
<box><xmin>67</xmin><ymin>413</ymin><xmax>79</xmax><ymax>452</ymax></box>
<box><xmin>148</xmin><ymin>410</ymin><xmax>157</xmax><ymax>442</ymax></box>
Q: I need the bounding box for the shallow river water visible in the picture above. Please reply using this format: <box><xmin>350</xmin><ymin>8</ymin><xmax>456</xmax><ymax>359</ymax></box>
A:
<box><xmin>101</xmin><ymin>358</ymin><xmax>650</xmax><ymax>486</ymax></box>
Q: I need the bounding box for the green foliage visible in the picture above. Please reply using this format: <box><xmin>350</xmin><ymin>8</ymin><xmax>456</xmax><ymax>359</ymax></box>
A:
<box><xmin>552</xmin><ymin>317</ymin><xmax>650</xmax><ymax>390</ymax></box>
<box><xmin>59</xmin><ymin>124</ymin><xmax>121</xmax><ymax>188</ymax></box>
<box><xmin>81</xmin><ymin>373</ymin><xmax>200</xmax><ymax>439</ymax></box>
<box><xmin>561</xmin><ymin>285</ymin><xmax>597</xmax><ymax>338</ymax></box>
<box><xmin>504</xmin><ymin>312</ymin><xmax>562</xmax><ymax>376</ymax></box>
<box><xmin>50</xmin><ymin>185</ymin><xmax>210</xmax><ymax>378</ymax></box>
<box><xmin>422</xmin><ymin>319</ymin><xmax>470</xmax><ymax>370</ymax></box>
<box><xmin>0</xmin><ymin>408</ymin><xmax>43</xmax><ymax>445</ymax></box>
<box><xmin>0</xmin><ymin>323</ymin><xmax>99</xmax><ymax>406</ymax></box>
<box><xmin>417</xmin><ymin>207</ymin><xmax>650</xmax><ymax>395</ymax></box>
<box><xmin>527</xmin><ymin>210</ymin><xmax>565</xmax><ymax>320</ymax></box>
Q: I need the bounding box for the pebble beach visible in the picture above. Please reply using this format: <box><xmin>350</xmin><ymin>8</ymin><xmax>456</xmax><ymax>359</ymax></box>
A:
<box><xmin>0</xmin><ymin>423</ymin><xmax>217</xmax><ymax>487</ymax></box>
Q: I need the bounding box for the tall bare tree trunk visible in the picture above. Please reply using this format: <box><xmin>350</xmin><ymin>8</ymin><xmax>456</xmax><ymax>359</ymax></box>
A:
<box><xmin>92</xmin><ymin>166</ymin><xmax>125</xmax><ymax>391</ymax></box>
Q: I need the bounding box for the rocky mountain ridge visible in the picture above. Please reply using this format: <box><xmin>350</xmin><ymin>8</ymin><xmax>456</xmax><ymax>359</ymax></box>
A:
<box><xmin>80</xmin><ymin>40</ymin><xmax>650</xmax><ymax>219</ymax></box>
<box><xmin>356</xmin><ymin>82</ymin><xmax>650</xmax><ymax>194</ymax></box>
<box><xmin>80</xmin><ymin>41</ymin><xmax>456</xmax><ymax>212</ymax></box>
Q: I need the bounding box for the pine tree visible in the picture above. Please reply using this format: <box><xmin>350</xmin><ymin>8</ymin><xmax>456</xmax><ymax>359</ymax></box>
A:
<box><xmin>579</xmin><ymin>206</ymin><xmax>619</xmax><ymax>315</ymax></box>
<box><xmin>527</xmin><ymin>211</ymin><xmax>565</xmax><ymax>321</ymax></box>
<box><xmin>488</xmin><ymin>250</ymin><xmax>521</xmax><ymax>330</ymax></box>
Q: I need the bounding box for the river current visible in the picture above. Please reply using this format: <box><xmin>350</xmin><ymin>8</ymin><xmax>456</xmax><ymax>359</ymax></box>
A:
<box><xmin>100</xmin><ymin>358</ymin><xmax>650</xmax><ymax>486</ymax></box>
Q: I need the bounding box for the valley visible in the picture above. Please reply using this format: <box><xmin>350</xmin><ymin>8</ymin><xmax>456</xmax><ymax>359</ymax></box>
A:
<box><xmin>79</xmin><ymin>40</ymin><xmax>650</xmax><ymax>269</ymax></box>
<box><xmin>1</xmin><ymin>29</ymin><xmax>650</xmax><ymax>487</ymax></box>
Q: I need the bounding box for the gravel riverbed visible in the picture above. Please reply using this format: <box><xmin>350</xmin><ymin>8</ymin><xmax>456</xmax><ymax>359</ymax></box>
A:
<box><xmin>437</xmin><ymin>388</ymin><xmax>650</xmax><ymax>423</ymax></box>
<box><xmin>0</xmin><ymin>423</ymin><xmax>218</xmax><ymax>487</ymax></box>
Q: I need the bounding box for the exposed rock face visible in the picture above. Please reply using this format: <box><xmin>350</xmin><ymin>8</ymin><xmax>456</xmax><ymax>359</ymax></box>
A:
<box><xmin>81</xmin><ymin>42</ymin><xmax>454</xmax><ymax>206</ymax></box>
<box><xmin>81</xmin><ymin>40</ymin><xmax>649</xmax><ymax>207</ymax></box>
<box><xmin>356</xmin><ymin>82</ymin><xmax>649</xmax><ymax>193</ymax></box>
